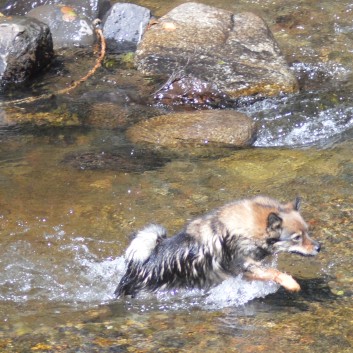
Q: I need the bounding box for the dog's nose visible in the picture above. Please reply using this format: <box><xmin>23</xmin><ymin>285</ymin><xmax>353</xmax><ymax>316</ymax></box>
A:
<box><xmin>314</xmin><ymin>242</ymin><xmax>321</xmax><ymax>253</ymax></box>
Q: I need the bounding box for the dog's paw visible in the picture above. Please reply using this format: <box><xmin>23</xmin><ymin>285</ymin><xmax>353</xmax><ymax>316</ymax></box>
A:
<box><xmin>277</xmin><ymin>273</ymin><xmax>301</xmax><ymax>292</ymax></box>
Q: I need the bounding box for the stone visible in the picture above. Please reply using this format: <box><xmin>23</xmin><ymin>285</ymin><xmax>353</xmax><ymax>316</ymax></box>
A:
<box><xmin>77</xmin><ymin>88</ymin><xmax>160</xmax><ymax>129</ymax></box>
<box><xmin>84</xmin><ymin>102</ymin><xmax>160</xmax><ymax>130</ymax></box>
<box><xmin>102</xmin><ymin>3</ymin><xmax>151</xmax><ymax>53</ymax></box>
<box><xmin>154</xmin><ymin>74</ymin><xmax>233</xmax><ymax>108</ymax></box>
<box><xmin>63</xmin><ymin>147</ymin><xmax>169</xmax><ymax>172</ymax></box>
<box><xmin>0</xmin><ymin>106</ymin><xmax>79</xmax><ymax>127</ymax></box>
<box><xmin>27</xmin><ymin>4</ymin><xmax>95</xmax><ymax>49</ymax></box>
<box><xmin>126</xmin><ymin>110</ymin><xmax>257</xmax><ymax>149</ymax></box>
<box><xmin>135</xmin><ymin>2</ymin><xmax>298</xmax><ymax>99</ymax></box>
<box><xmin>0</xmin><ymin>16</ymin><xmax>53</xmax><ymax>89</ymax></box>
<box><xmin>1</xmin><ymin>0</ymin><xmax>111</xmax><ymax>20</ymax></box>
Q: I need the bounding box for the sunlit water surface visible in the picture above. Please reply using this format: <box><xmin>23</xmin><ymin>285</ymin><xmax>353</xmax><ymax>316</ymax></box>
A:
<box><xmin>0</xmin><ymin>127</ymin><xmax>352</xmax><ymax>352</ymax></box>
<box><xmin>0</xmin><ymin>0</ymin><xmax>353</xmax><ymax>352</ymax></box>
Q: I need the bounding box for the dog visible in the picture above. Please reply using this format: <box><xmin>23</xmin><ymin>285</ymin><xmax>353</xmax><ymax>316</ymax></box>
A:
<box><xmin>115</xmin><ymin>196</ymin><xmax>321</xmax><ymax>297</ymax></box>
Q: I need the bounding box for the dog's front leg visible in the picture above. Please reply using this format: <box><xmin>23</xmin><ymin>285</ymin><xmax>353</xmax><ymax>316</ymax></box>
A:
<box><xmin>245</xmin><ymin>265</ymin><xmax>301</xmax><ymax>292</ymax></box>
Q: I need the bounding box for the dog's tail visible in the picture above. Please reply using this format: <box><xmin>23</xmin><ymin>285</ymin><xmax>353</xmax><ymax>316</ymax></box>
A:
<box><xmin>125</xmin><ymin>224</ymin><xmax>167</xmax><ymax>264</ymax></box>
<box><xmin>115</xmin><ymin>224</ymin><xmax>167</xmax><ymax>297</ymax></box>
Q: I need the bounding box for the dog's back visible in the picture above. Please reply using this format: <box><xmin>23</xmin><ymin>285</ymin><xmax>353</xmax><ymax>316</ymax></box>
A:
<box><xmin>115</xmin><ymin>224</ymin><xmax>223</xmax><ymax>297</ymax></box>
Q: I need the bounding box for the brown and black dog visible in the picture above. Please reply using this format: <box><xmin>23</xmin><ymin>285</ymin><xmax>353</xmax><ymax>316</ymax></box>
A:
<box><xmin>115</xmin><ymin>196</ymin><xmax>320</xmax><ymax>297</ymax></box>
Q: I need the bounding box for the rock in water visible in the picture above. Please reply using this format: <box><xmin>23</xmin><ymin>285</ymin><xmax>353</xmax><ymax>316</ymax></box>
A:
<box><xmin>1</xmin><ymin>0</ymin><xmax>111</xmax><ymax>20</ymax></box>
<box><xmin>27</xmin><ymin>4</ymin><xmax>94</xmax><ymax>49</ymax></box>
<box><xmin>63</xmin><ymin>147</ymin><xmax>169</xmax><ymax>172</ymax></box>
<box><xmin>102</xmin><ymin>3</ymin><xmax>151</xmax><ymax>53</ymax></box>
<box><xmin>135</xmin><ymin>2</ymin><xmax>298</xmax><ymax>99</ymax></box>
<box><xmin>126</xmin><ymin>110</ymin><xmax>257</xmax><ymax>149</ymax></box>
<box><xmin>0</xmin><ymin>16</ymin><xmax>53</xmax><ymax>89</ymax></box>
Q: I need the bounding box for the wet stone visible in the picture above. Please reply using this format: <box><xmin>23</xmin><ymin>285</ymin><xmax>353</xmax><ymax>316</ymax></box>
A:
<box><xmin>27</xmin><ymin>4</ymin><xmax>95</xmax><ymax>49</ymax></box>
<box><xmin>127</xmin><ymin>110</ymin><xmax>257</xmax><ymax>150</ymax></box>
<box><xmin>0</xmin><ymin>106</ymin><xmax>80</xmax><ymax>128</ymax></box>
<box><xmin>62</xmin><ymin>146</ymin><xmax>170</xmax><ymax>172</ymax></box>
<box><xmin>84</xmin><ymin>102</ymin><xmax>161</xmax><ymax>130</ymax></box>
<box><xmin>0</xmin><ymin>16</ymin><xmax>53</xmax><ymax>89</ymax></box>
<box><xmin>135</xmin><ymin>2</ymin><xmax>298</xmax><ymax>99</ymax></box>
<box><xmin>154</xmin><ymin>74</ymin><xmax>233</xmax><ymax>108</ymax></box>
<box><xmin>1</xmin><ymin>0</ymin><xmax>111</xmax><ymax>20</ymax></box>
<box><xmin>102</xmin><ymin>3</ymin><xmax>151</xmax><ymax>53</ymax></box>
<box><xmin>77</xmin><ymin>89</ymin><xmax>161</xmax><ymax>129</ymax></box>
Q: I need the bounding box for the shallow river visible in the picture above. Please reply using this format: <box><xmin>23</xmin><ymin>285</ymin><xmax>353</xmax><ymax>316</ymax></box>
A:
<box><xmin>0</xmin><ymin>0</ymin><xmax>353</xmax><ymax>352</ymax></box>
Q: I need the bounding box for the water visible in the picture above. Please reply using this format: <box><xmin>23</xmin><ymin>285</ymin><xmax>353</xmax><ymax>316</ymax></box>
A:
<box><xmin>0</xmin><ymin>130</ymin><xmax>351</xmax><ymax>351</ymax></box>
<box><xmin>0</xmin><ymin>0</ymin><xmax>353</xmax><ymax>352</ymax></box>
<box><xmin>242</xmin><ymin>62</ymin><xmax>353</xmax><ymax>147</ymax></box>
<box><xmin>0</xmin><ymin>198</ymin><xmax>280</xmax><ymax>309</ymax></box>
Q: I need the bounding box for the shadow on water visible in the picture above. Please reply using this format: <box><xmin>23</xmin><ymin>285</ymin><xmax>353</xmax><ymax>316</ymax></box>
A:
<box><xmin>262</xmin><ymin>277</ymin><xmax>338</xmax><ymax>311</ymax></box>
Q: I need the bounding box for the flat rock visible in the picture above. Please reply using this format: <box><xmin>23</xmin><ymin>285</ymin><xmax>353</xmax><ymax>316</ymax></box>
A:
<box><xmin>135</xmin><ymin>2</ymin><xmax>298</xmax><ymax>99</ymax></box>
<box><xmin>126</xmin><ymin>110</ymin><xmax>257</xmax><ymax>149</ymax></box>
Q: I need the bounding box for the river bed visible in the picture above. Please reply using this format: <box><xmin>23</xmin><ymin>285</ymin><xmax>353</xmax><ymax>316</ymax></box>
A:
<box><xmin>0</xmin><ymin>0</ymin><xmax>353</xmax><ymax>352</ymax></box>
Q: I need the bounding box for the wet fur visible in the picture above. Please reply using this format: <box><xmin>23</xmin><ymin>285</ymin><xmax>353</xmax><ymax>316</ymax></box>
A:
<box><xmin>115</xmin><ymin>196</ymin><xmax>320</xmax><ymax>297</ymax></box>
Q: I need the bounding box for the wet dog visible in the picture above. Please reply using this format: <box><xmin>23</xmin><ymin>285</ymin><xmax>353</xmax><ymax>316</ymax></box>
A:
<box><xmin>115</xmin><ymin>196</ymin><xmax>320</xmax><ymax>297</ymax></box>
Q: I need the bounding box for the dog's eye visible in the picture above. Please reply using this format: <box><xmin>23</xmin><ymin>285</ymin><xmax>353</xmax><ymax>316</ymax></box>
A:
<box><xmin>291</xmin><ymin>234</ymin><xmax>302</xmax><ymax>242</ymax></box>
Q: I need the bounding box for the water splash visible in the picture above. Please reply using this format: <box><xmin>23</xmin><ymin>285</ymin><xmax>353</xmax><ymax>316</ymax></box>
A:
<box><xmin>0</xmin><ymin>235</ymin><xmax>124</xmax><ymax>305</ymax></box>
<box><xmin>0</xmin><ymin>232</ymin><xmax>280</xmax><ymax>310</ymax></box>
<box><xmin>252</xmin><ymin>103</ymin><xmax>353</xmax><ymax>147</ymax></box>
<box><xmin>239</xmin><ymin>61</ymin><xmax>353</xmax><ymax>147</ymax></box>
<box><xmin>205</xmin><ymin>276</ymin><xmax>280</xmax><ymax>309</ymax></box>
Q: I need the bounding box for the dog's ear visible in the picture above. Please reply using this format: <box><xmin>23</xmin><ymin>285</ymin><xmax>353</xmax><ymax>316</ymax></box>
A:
<box><xmin>267</xmin><ymin>212</ymin><xmax>282</xmax><ymax>231</ymax></box>
<box><xmin>285</xmin><ymin>196</ymin><xmax>302</xmax><ymax>211</ymax></box>
<box><xmin>293</xmin><ymin>196</ymin><xmax>301</xmax><ymax>211</ymax></box>
<box><xmin>284</xmin><ymin>197</ymin><xmax>301</xmax><ymax>211</ymax></box>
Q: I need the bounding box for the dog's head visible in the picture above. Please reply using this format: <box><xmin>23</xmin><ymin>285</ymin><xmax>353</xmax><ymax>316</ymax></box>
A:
<box><xmin>266</xmin><ymin>197</ymin><xmax>321</xmax><ymax>256</ymax></box>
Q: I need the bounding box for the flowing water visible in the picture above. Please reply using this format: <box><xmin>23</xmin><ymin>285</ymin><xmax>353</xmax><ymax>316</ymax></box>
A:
<box><xmin>0</xmin><ymin>0</ymin><xmax>353</xmax><ymax>352</ymax></box>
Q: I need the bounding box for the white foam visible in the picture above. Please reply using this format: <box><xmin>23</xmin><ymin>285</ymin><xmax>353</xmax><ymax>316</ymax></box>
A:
<box><xmin>205</xmin><ymin>275</ymin><xmax>280</xmax><ymax>309</ymax></box>
<box><xmin>140</xmin><ymin>274</ymin><xmax>280</xmax><ymax>311</ymax></box>
<box><xmin>0</xmin><ymin>234</ymin><xmax>280</xmax><ymax>310</ymax></box>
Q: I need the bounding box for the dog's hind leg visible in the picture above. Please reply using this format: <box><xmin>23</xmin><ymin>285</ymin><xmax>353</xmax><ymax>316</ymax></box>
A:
<box><xmin>245</xmin><ymin>265</ymin><xmax>301</xmax><ymax>292</ymax></box>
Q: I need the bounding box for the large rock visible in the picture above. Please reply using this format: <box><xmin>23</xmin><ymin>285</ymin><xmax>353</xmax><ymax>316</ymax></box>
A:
<box><xmin>135</xmin><ymin>2</ymin><xmax>298</xmax><ymax>99</ymax></box>
<box><xmin>1</xmin><ymin>0</ymin><xmax>111</xmax><ymax>20</ymax></box>
<box><xmin>27</xmin><ymin>4</ymin><xmax>95</xmax><ymax>49</ymax></box>
<box><xmin>0</xmin><ymin>16</ymin><xmax>53</xmax><ymax>89</ymax></box>
<box><xmin>126</xmin><ymin>110</ymin><xmax>256</xmax><ymax>149</ymax></box>
<box><xmin>102</xmin><ymin>3</ymin><xmax>151</xmax><ymax>53</ymax></box>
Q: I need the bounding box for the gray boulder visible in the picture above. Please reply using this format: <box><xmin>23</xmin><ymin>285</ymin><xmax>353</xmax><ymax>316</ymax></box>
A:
<box><xmin>135</xmin><ymin>2</ymin><xmax>298</xmax><ymax>99</ymax></box>
<box><xmin>27</xmin><ymin>4</ymin><xmax>95</xmax><ymax>49</ymax></box>
<box><xmin>126</xmin><ymin>110</ymin><xmax>257</xmax><ymax>150</ymax></box>
<box><xmin>0</xmin><ymin>16</ymin><xmax>53</xmax><ymax>89</ymax></box>
<box><xmin>1</xmin><ymin>0</ymin><xmax>111</xmax><ymax>20</ymax></box>
<box><xmin>102</xmin><ymin>3</ymin><xmax>151</xmax><ymax>53</ymax></box>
